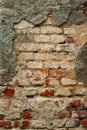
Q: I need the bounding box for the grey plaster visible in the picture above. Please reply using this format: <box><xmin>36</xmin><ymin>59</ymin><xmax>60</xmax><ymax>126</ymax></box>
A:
<box><xmin>75</xmin><ymin>41</ymin><xmax>87</xmax><ymax>84</ymax></box>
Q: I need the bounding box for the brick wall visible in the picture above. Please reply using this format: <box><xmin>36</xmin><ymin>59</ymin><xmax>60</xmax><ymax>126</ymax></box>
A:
<box><xmin>0</xmin><ymin>15</ymin><xmax>87</xmax><ymax>130</ymax></box>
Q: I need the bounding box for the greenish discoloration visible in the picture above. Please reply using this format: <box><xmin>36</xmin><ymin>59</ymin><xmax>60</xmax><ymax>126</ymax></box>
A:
<box><xmin>75</xmin><ymin>41</ymin><xmax>87</xmax><ymax>84</ymax></box>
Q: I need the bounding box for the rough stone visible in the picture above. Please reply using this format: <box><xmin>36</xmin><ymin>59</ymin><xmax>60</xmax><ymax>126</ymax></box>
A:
<box><xmin>0</xmin><ymin>25</ymin><xmax>16</xmax><ymax>84</ymax></box>
<box><xmin>75</xmin><ymin>41</ymin><xmax>87</xmax><ymax>84</ymax></box>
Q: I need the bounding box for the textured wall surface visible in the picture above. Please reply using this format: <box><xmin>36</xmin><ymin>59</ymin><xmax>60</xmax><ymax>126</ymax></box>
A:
<box><xmin>0</xmin><ymin>0</ymin><xmax>87</xmax><ymax>130</ymax></box>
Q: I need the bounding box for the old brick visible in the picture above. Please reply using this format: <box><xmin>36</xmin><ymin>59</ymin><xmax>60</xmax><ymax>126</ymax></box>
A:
<box><xmin>0</xmin><ymin>99</ymin><xmax>10</xmax><ymax>108</ymax></box>
<box><xmin>45</xmin><ymin>77</ymin><xmax>60</xmax><ymax>87</ymax></box>
<box><xmin>65</xmin><ymin>119</ymin><xmax>80</xmax><ymax>128</ymax></box>
<box><xmin>27</xmin><ymin>61</ymin><xmax>42</xmax><ymax>69</ymax></box>
<box><xmin>31</xmin><ymin>120</ymin><xmax>46</xmax><ymax>129</ymax></box>
<box><xmin>83</xmin><ymin>9</ymin><xmax>87</xmax><ymax>17</ymax></box>
<box><xmin>33</xmin><ymin>26</ymin><xmax>62</xmax><ymax>34</ymax></box>
<box><xmin>43</xmin><ymin>61</ymin><xmax>60</xmax><ymax>68</ymax></box>
<box><xmin>50</xmin><ymin>69</ymin><xmax>65</xmax><ymax>77</ymax></box>
<box><xmin>14</xmin><ymin>121</ymin><xmax>20</xmax><ymax>128</ymax></box>
<box><xmin>3</xmin><ymin>121</ymin><xmax>12</xmax><ymax>129</ymax></box>
<box><xmin>15</xmin><ymin>43</ymin><xmax>39</xmax><ymax>52</ymax></box>
<box><xmin>23</xmin><ymin>112</ymin><xmax>32</xmax><ymax>119</ymax></box>
<box><xmin>20</xmin><ymin>121</ymin><xmax>29</xmax><ymax>129</ymax></box>
<box><xmin>40</xmin><ymin>43</ymin><xmax>55</xmax><ymax>52</ymax></box>
<box><xmin>4</xmin><ymin>88</ymin><xmax>15</xmax><ymax>97</ymax></box>
<box><xmin>40</xmin><ymin>89</ymin><xmax>55</xmax><ymax>96</ymax></box>
<box><xmin>61</xmin><ymin>78</ymin><xmax>77</xmax><ymax>86</ymax></box>
<box><xmin>68</xmin><ymin>100</ymin><xmax>81</xmax><ymax>108</ymax></box>
<box><xmin>82</xmin><ymin>120</ymin><xmax>87</xmax><ymax>127</ymax></box>
<box><xmin>76</xmin><ymin>110</ymin><xmax>87</xmax><ymax>118</ymax></box>
<box><xmin>66</xmin><ymin>36</ymin><xmax>74</xmax><ymax>43</ymax></box>
<box><xmin>0</xmin><ymin>121</ymin><xmax>4</xmax><ymax>127</ymax></box>
<box><xmin>17</xmin><ymin>52</ymin><xmax>34</xmax><ymax>62</ymax></box>
<box><xmin>64</xmin><ymin>28</ymin><xmax>76</xmax><ymax>34</ymax></box>
<box><xmin>58</xmin><ymin>110</ymin><xmax>72</xmax><ymax>119</ymax></box>
<box><xmin>0</xmin><ymin>115</ymin><xmax>4</xmax><ymax>120</ymax></box>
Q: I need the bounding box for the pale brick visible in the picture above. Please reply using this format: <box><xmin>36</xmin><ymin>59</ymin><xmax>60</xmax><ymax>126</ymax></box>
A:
<box><xmin>34</xmin><ymin>35</ymin><xmax>50</xmax><ymax>43</ymax></box>
<box><xmin>14</xmin><ymin>20</ymin><xmax>34</xmax><ymax>29</ymax></box>
<box><xmin>17</xmin><ymin>52</ymin><xmax>34</xmax><ymax>62</ymax></box>
<box><xmin>64</xmin><ymin>28</ymin><xmax>76</xmax><ymax>34</ymax></box>
<box><xmin>27</xmin><ymin>61</ymin><xmax>43</xmax><ymax>69</ymax></box>
<box><xmin>0</xmin><ymin>99</ymin><xmax>10</xmax><ymax>108</ymax></box>
<box><xmin>40</xmin><ymin>43</ymin><xmax>55</xmax><ymax>52</ymax></box>
<box><xmin>33</xmin><ymin>26</ymin><xmax>62</xmax><ymax>34</ymax></box>
<box><xmin>53</xmin><ymin>119</ymin><xmax>67</xmax><ymax>128</ymax></box>
<box><xmin>34</xmin><ymin>34</ymin><xmax>65</xmax><ymax>43</ymax></box>
<box><xmin>50</xmin><ymin>34</ymin><xmax>65</xmax><ymax>43</ymax></box>
<box><xmin>65</xmin><ymin>119</ymin><xmax>80</xmax><ymax>128</ymax></box>
<box><xmin>43</xmin><ymin>61</ymin><xmax>60</xmax><ymax>68</ymax></box>
<box><xmin>31</xmin><ymin>120</ymin><xmax>46</xmax><ymax>128</ymax></box>
<box><xmin>56</xmin><ymin>43</ymin><xmax>75</xmax><ymax>52</ymax></box>
<box><xmin>34</xmin><ymin>53</ymin><xmax>61</xmax><ymax>61</ymax></box>
<box><xmin>13</xmin><ymin>69</ymin><xmax>31</xmax><ymax>86</ymax></box>
<box><xmin>60</xmin><ymin>61</ymin><xmax>74</xmax><ymax>69</ymax></box>
<box><xmin>14</xmin><ymin>43</ymin><xmax>40</xmax><ymax>52</ymax></box>
<box><xmin>61</xmin><ymin>78</ymin><xmax>77</xmax><ymax>86</ymax></box>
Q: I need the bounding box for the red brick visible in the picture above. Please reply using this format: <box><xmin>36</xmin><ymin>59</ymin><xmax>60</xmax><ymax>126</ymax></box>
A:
<box><xmin>58</xmin><ymin>110</ymin><xmax>72</xmax><ymax>119</ymax></box>
<box><xmin>40</xmin><ymin>89</ymin><xmax>55</xmax><ymax>96</ymax></box>
<box><xmin>3</xmin><ymin>121</ymin><xmax>12</xmax><ymax>129</ymax></box>
<box><xmin>66</xmin><ymin>36</ymin><xmax>74</xmax><ymax>43</ymax></box>
<box><xmin>20</xmin><ymin>121</ymin><xmax>29</xmax><ymax>129</ymax></box>
<box><xmin>14</xmin><ymin>121</ymin><xmax>20</xmax><ymax>128</ymax></box>
<box><xmin>14</xmin><ymin>79</ymin><xmax>20</xmax><ymax>86</ymax></box>
<box><xmin>4</xmin><ymin>88</ymin><xmax>15</xmax><ymax>97</ymax></box>
<box><xmin>76</xmin><ymin>110</ymin><xmax>87</xmax><ymax>118</ymax></box>
<box><xmin>68</xmin><ymin>100</ymin><xmax>81</xmax><ymax>108</ymax></box>
<box><xmin>23</xmin><ymin>112</ymin><xmax>32</xmax><ymax>119</ymax></box>
<box><xmin>82</xmin><ymin>120</ymin><xmax>87</xmax><ymax>127</ymax></box>
<box><xmin>50</xmin><ymin>69</ymin><xmax>65</xmax><ymax>77</ymax></box>
<box><xmin>83</xmin><ymin>9</ymin><xmax>87</xmax><ymax>16</ymax></box>
<box><xmin>0</xmin><ymin>115</ymin><xmax>4</xmax><ymax>120</ymax></box>
<box><xmin>0</xmin><ymin>121</ymin><xmax>4</xmax><ymax>127</ymax></box>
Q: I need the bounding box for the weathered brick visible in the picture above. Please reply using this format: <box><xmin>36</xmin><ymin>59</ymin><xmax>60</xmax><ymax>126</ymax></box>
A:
<box><xmin>20</xmin><ymin>121</ymin><xmax>29</xmax><ymax>129</ymax></box>
<box><xmin>4</xmin><ymin>88</ymin><xmax>15</xmax><ymax>97</ymax></box>
<box><xmin>34</xmin><ymin>34</ymin><xmax>65</xmax><ymax>43</ymax></box>
<box><xmin>56</xmin><ymin>43</ymin><xmax>75</xmax><ymax>52</ymax></box>
<box><xmin>64</xmin><ymin>28</ymin><xmax>76</xmax><ymax>34</ymax></box>
<box><xmin>17</xmin><ymin>52</ymin><xmax>34</xmax><ymax>62</ymax></box>
<box><xmin>53</xmin><ymin>119</ymin><xmax>67</xmax><ymax>128</ymax></box>
<box><xmin>14</xmin><ymin>121</ymin><xmax>20</xmax><ymax>128</ymax></box>
<box><xmin>45</xmin><ymin>77</ymin><xmax>60</xmax><ymax>87</ymax></box>
<box><xmin>43</xmin><ymin>61</ymin><xmax>60</xmax><ymax>68</ymax></box>
<box><xmin>3</xmin><ymin>121</ymin><xmax>12</xmax><ymax>129</ymax></box>
<box><xmin>27</xmin><ymin>61</ymin><xmax>43</xmax><ymax>69</ymax></box>
<box><xmin>50</xmin><ymin>69</ymin><xmax>66</xmax><ymax>77</ymax></box>
<box><xmin>40</xmin><ymin>89</ymin><xmax>55</xmax><ymax>96</ymax></box>
<box><xmin>82</xmin><ymin>120</ymin><xmax>87</xmax><ymax>128</ymax></box>
<box><xmin>66</xmin><ymin>36</ymin><xmax>74</xmax><ymax>43</ymax></box>
<box><xmin>40</xmin><ymin>43</ymin><xmax>55</xmax><ymax>52</ymax></box>
<box><xmin>23</xmin><ymin>111</ymin><xmax>32</xmax><ymax>119</ymax></box>
<box><xmin>0</xmin><ymin>99</ymin><xmax>10</xmax><ymax>108</ymax></box>
<box><xmin>65</xmin><ymin>119</ymin><xmax>80</xmax><ymax>128</ymax></box>
<box><xmin>58</xmin><ymin>110</ymin><xmax>72</xmax><ymax>119</ymax></box>
<box><xmin>68</xmin><ymin>100</ymin><xmax>81</xmax><ymax>108</ymax></box>
<box><xmin>61</xmin><ymin>78</ymin><xmax>77</xmax><ymax>86</ymax></box>
<box><xmin>14</xmin><ymin>43</ymin><xmax>40</xmax><ymax>52</ymax></box>
<box><xmin>14</xmin><ymin>20</ymin><xmax>34</xmax><ymax>29</ymax></box>
<box><xmin>33</xmin><ymin>26</ymin><xmax>62</xmax><ymax>34</ymax></box>
<box><xmin>31</xmin><ymin>120</ymin><xmax>46</xmax><ymax>129</ymax></box>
